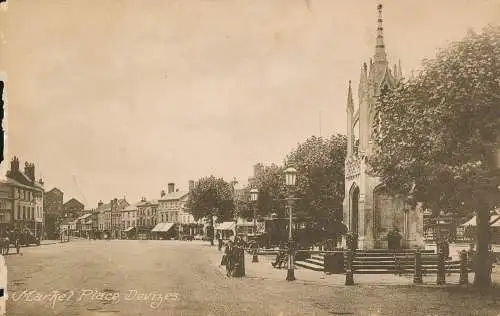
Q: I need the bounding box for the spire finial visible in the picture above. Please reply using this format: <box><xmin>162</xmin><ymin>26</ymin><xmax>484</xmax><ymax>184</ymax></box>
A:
<box><xmin>347</xmin><ymin>80</ymin><xmax>354</xmax><ymax>110</ymax></box>
<box><xmin>374</xmin><ymin>3</ymin><xmax>387</xmax><ymax>63</ymax></box>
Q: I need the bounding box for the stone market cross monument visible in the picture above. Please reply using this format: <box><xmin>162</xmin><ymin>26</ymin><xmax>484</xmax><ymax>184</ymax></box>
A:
<box><xmin>342</xmin><ymin>4</ymin><xmax>424</xmax><ymax>249</ymax></box>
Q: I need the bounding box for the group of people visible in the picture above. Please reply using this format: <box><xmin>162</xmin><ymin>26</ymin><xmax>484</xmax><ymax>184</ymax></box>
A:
<box><xmin>0</xmin><ymin>229</ymin><xmax>21</xmax><ymax>255</ymax></box>
<box><xmin>219</xmin><ymin>235</ymin><xmax>246</xmax><ymax>277</ymax></box>
<box><xmin>271</xmin><ymin>242</ymin><xmax>289</xmax><ymax>269</ymax></box>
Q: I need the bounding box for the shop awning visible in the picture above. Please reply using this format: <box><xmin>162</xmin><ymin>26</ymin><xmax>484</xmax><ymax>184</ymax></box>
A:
<box><xmin>216</xmin><ymin>221</ymin><xmax>235</xmax><ymax>231</ymax></box>
<box><xmin>461</xmin><ymin>214</ymin><xmax>500</xmax><ymax>227</ymax></box>
<box><xmin>151</xmin><ymin>222</ymin><xmax>175</xmax><ymax>232</ymax></box>
<box><xmin>124</xmin><ymin>226</ymin><xmax>135</xmax><ymax>232</ymax></box>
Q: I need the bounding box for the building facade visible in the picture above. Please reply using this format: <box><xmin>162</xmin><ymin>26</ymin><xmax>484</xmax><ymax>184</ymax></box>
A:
<box><xmin>121</xmin><ymin>203</ymin><xmax>137</xmax><ymax>238</ymax></box>
<box><xmin>157</xmin><ymin>182</ymin><xmax>203</xmax><ymax>238</ymax></box>
<box><xmin>63</xmin><ymin>198</ymin><xmax>85</xmax><ymax>219</ymax></box>
<box><xmin>43</xmin><ymin>188</ymin><xmax>64</xmax><ymax>239</ymax></box>
<box><xmin>342</xmin><ymin>4</ymin><xmax>424</xmax><ymax>249</ymax></box>
<box><xmin>110</xmin><ymin>198</ymin><xmax>129</xmax><ymax>239</ymax></box>
<box><xmin>137</xmin><ymin>198</ymin><xmax>158</xmax><ymax>239</ymax></box>
<box><xmin>0</xmin><ymin>181</ymin><xmax>13</xmax><ymax>234</ymax></box>
<box><xmin>4</xmin><ymin>157</ymin><xmax>45</xmax><ymax>237</ymax></box>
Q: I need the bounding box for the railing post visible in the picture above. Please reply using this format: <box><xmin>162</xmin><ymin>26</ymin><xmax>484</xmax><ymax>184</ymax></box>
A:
<box><xmin>436</xmin><ymin>251</ymin><xmax>446</xmax><ymax>285</ymax></box>
<box><xmin>459</xmin><ymin>250</ymin><xmax>469</xmax><ymax>285</ymax></box>
<box><xmin>413</xmin><ymin>249</ymin><xmax>423</xmax><ymax>284</ymax></box>
<box><xmin>345</xmin><ymin>250</ymin><xmax>354</xmax><ymax>286</ymax></box>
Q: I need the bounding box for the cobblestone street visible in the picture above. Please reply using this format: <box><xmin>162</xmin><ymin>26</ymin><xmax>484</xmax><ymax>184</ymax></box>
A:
<box><xmin>2</xmin><ymin>240</ymin><xmax>500</xmax><ymax>315</ymax></box>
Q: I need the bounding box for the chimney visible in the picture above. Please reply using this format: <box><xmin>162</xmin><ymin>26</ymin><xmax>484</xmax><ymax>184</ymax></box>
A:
<box><xmin>188</xmin><ymin>180</ymin><xmax>194</xmax><ymax>192</ymax></box>
<box><xmin>30</xmin><ymin>163</ymin><xmax>35</xmax><ymax>181</ymax></box>
<box><xmin>161</xmin><ymin>190</ymin><xmax>166</xmax><ymax>198</ymax></box>
<box><xmin>168</xmin><ymin>183</ymin><xmax>175</xmax><ymax>194</ymax></box>
<box><xmin>38</xmin><ymin>178</ymin><xmax>44</xmax><ymax>186</ymax></box>
<box><xmin>24</xmin><ymin>162</ymin><xmax>35</xmax><ymax>181</ymax></box>
<box><xmin>98</xmin><ymin>200</ymin><xmax>103</xmax><ymax>208</ymax></box>
<box><xmin>10</xmin><ymin>156</ymin><xmax>19</xmax><ymax>173</ymax></box>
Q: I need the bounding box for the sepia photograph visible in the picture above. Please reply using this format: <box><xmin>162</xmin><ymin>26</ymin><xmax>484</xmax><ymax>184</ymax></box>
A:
<box><xmin>0</xmin><ymin>0</ymin><xmax>500</xmax><ymax>315</ymax></box>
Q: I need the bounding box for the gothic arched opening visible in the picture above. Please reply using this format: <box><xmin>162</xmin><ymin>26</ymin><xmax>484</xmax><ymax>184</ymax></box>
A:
<box><xmin>350</xmin><ymin>185</ymin><xmax>360</xmax><ymax>234</ymax></box>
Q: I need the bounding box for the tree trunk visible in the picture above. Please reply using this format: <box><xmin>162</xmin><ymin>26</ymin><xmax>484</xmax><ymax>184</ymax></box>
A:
<box><xmin>209</xmin><ymin>215</ymin><xmax>214</xmax><ymax>246</ymax></box>
<box><xmin>473</xmin><ymin>202</ymin><xmax>491</xmax><ymax>288</ymax></box>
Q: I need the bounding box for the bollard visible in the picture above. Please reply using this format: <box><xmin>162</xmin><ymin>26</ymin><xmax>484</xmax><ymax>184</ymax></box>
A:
<box><xmin>252</xmin><ymin>248</ymin><xmax>259</xmax><ymax>263</ymax></box>
<box><xmin>459</xmin><ymin>250</ymin><xmax>469</xmax><ymax>285</ymax></box>
<box><xmin>436</xmin><ymin>251</ymin><xmax>446</xmax><ymax>285</ymax></box>
<box><xmin>413</xmin><ymin>249</ymin><xmax>423</xmax><ymax>284</ymax></box>
<box><xmin>345</xmin><ymin>250</ymin><xmax>354</xmax><ymax>286</ymax></box>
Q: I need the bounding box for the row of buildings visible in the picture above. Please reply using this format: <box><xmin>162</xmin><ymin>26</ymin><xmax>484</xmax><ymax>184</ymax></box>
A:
<box><xmin>0</xmin><ymin>156</ymin><xmax>89</xmax><ymax>239</ymax></box>
<box><xmin>63</xmin><ymin>181</ymin><xmax>205</xmax><ymax>240</ymax></box>
<box><xmin>0</xmin><ymin>156</ymin><xmax>207</xmax><ymax>241</ymax></box>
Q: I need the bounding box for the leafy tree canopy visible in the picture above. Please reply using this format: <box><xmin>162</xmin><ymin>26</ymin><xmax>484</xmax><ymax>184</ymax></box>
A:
<box><xmin>370</xmin><ymin>25</ymin><xmax>500</xmax><ymax>215</ymax></box>
<box><xmin>185</xmin><ymin>176</ymin><xmax>235</xmax><ymax>223</ymax></box>
<box><xmin>285</xmin><ymin>134</ymin><xmax>347</xmax><ymax>223</ymax></box>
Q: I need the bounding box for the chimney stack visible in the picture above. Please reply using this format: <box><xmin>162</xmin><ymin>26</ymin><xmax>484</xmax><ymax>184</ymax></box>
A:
<box><xmin>10</xmin><ymin>156</ymin><xmax>19</xmax><ymax>173</ymax></box>
<box><xmin>38</xmin><ymin>178</ymin><xmax>44</xmax><ymax>186</ymax></box>
<box><xmin>161</xmin><ymin>190</ymin><xmax>166</xmax><ymax>198</ymax></box>
<box><xmin>188</xmin><ymin>180</ymin><xmax>195</xmax><ymax>192</ymax></box>
<box><xmin>24</xmin><ymin>162</ymin><xmax>35</xmax><ymax>181</ymax></box>
<box><xmin>98</xmin><ymin>200</ymin><xmax>103</xmax><ymax>208</ymax></box>
<box><xmin>168</xmin><ymin>183</ymin><xmax>175</xmax><ymax>194</ymax></box>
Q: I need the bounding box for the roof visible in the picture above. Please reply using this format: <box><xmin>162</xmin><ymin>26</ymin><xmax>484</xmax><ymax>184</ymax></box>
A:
<box><xmin>48</xmin><ymin>187</ymin><xmax>63</xmax><ymax>194</ymax></box>
<box><xmin>64</xmin><ymin>198</ymin><xmax>85</xmax><ymax>208</ymax></box>
<box><xmin>124</xmin><ymin>226</ymin><xmax>135</xmax><ymax>232</ymax></box>
<box><xmin>4</xmin><ymin>178</ymin><xmax>44</xmax><ymax>192</ymax></box>
<box><xmin>78</xmin><ymin>213</ymin><xmax>92</xmax><ymax>220</ymax></box>
<box><xmin>159</xmin><ymin>191</ymin><xmax>189</xmax><ymax>201</ymax></box>
<box><xmin>123</xmin><ymin>204</ymin><xmax>138</xmax><ymax>212</ymax></box>
<box><xmin>137</xmin><ymin>199</ymin><xmax>159</xmax><ymax>207</ymax></box>
<box><xmin>461</xmin><ymin>214</ymin><xmax>500</xmax><ymax>227</ymax></box>
<box><xmin>151</xmin><ymin>222</ymin><xmax>175</xmax><ymax>232</ymax></box>
<box><xmin>215</xmin><ymin>221</ymin><xmax>235</xmax><ymax>231</ymax></box>
<box><xmin>96</xmin><ymin>203</ymin><xmax>111</xmax><ymax>213</ymax></box>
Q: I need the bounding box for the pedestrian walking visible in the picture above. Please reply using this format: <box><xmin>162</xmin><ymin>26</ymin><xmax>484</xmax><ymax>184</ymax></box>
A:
<box><xmin>224</xmin><ymin>240</ymin><xmax>234</xmax><ymax>277</ymax></box>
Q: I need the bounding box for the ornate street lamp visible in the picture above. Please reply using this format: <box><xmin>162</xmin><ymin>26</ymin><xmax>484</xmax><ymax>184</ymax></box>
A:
<box><xmin>250</xmin><ymin>188</ymin><xmax>259</xmax><ymax>263</ymax></box>
<box><xmin>284</xmin><ymin>166</ymin><xmax>297</xmax><ymax>281</ymax></box>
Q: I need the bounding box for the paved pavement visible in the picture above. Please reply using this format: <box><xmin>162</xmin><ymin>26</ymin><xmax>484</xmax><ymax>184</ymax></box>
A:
<box><xmin>4</xmin><ymin>240</ymin><xmax>500</xmax><ymax>316</ymax></box>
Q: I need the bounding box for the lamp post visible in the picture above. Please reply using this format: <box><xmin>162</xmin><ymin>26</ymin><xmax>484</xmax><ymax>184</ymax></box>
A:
<box><xmin>284</xmin><ymin>166</ymin><xmax>297</xmax><ymax>281</ymax></box>
<box><xmin>250</xmin><ymin>188</ymin><xmax>259</xmax><ymax>263</ymax></box>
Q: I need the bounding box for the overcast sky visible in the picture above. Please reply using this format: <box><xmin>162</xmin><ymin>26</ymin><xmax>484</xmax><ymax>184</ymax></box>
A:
<box><xmin>0</xmin><ymin>0</ymin><xmax>499</xmax><ymax>207</ymax></box>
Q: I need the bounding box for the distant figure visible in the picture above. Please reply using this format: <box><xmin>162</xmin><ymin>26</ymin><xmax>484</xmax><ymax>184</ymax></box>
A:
<box><xmin>388</xmin><ymin>228</ymin><xmax>402</xmax><ymax>251</ymax></box>
<box><xmin>272</xmin><ymin>243</ymin><xmax>288</xmax><ymax>269</ymax></box>
<box><xmin>216</xmin><ymin>232</ymin><xmax>222</xmax><ymax>251</ymax></box>
<box><xmin>224</xmin><ymin>240</ymin><xmax>234</xmax><ymax>277</ymax></box>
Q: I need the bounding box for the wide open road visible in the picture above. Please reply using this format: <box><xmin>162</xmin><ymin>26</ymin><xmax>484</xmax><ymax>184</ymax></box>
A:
<box><xmin>4</xmin><ymin>239</ymin><xmax>500</xmax><ymax>316</ymax></box>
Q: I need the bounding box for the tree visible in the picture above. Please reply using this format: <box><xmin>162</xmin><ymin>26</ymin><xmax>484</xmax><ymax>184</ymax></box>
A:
<box><xmin>370</xmin><ymin>26</ymin><xmax>500</xmax><ymax>288</ymax></box>
<box><xmin>246</xmin><ymin>164</ymin><xmax>287</xmax><ymax>219</ymax></box>
<box><xmin>285</xmin><ymin>135</ymin><xmax>347</xmax><ymax>224</ymax></box>
<box><xmin>185</xmin><ymin>176</ymin><xmax>235</xmax><ymax>245</ymax></box>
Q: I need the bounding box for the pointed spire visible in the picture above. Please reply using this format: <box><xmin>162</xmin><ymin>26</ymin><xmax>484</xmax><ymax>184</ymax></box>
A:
<box><xmin>374</xmin><ymin>3</ymin><xmax>387</xmax><ymax>63</ymax></box>
<box><xmin>359</xmin><ymin>63</ymin><xmax>368</xmax><ymax>101</ymax></box>
<box><xmin>347</xmin><ymin>80</ymin><xmax>353</xmax><ymax>110</ymax></box>
<box><xmin>398</xmin><ymin>59</ymin><xmax>403</xmax><ymax>78</ymax></box>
